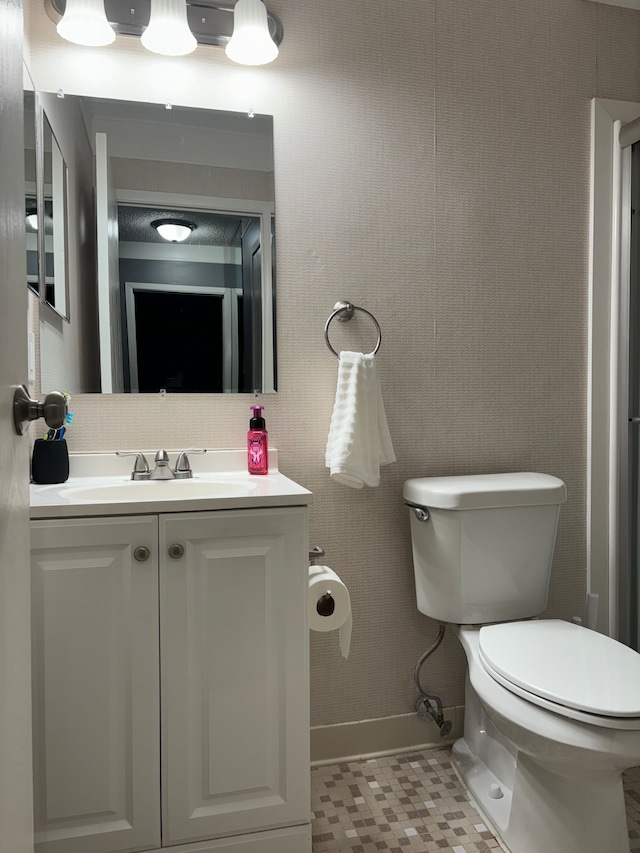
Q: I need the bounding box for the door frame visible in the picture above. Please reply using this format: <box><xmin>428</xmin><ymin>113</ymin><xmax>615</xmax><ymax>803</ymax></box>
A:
<box><xmin>589</xmin><ymin>98</ymin><xmax>640</xmax><ymax>639</ymax></box>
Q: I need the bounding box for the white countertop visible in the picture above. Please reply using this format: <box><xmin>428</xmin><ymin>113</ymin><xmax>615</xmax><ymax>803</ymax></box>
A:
<box><xmin>30</xmin><ymin>449</ymin><xmax>312</xmax><ymax>519</ymax></box>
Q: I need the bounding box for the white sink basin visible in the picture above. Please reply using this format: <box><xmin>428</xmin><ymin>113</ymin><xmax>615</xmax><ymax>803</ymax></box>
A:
<box><xmin>59</xmin><ymin>479</ymin><xmax>249</xmax><ymax>502</ymax></box>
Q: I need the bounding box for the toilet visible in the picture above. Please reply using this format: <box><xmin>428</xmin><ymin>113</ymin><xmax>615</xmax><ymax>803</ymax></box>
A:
<box><xmin>403</xmin><ymin>472</ymin><xmax>640</xmax><ymax>853</ymax></box>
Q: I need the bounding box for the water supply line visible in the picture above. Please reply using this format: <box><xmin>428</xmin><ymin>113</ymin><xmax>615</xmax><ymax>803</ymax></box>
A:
<box><xmin>414</xmin><ymin>622</ymin><xmax>453</xmax><ymax>738</ymax></box>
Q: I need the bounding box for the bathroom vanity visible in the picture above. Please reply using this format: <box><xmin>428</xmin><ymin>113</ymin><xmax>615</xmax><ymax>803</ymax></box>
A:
<box><xmin>29</xmin><ymin>451</ymin><xmax>312</xmax><ymax>853</ymax></box>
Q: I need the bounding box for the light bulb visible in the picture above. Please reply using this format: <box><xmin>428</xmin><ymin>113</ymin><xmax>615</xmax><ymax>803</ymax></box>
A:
<box><xmin>56</xmin><ymin>0</ymin><xmax>115</xmax><ymax>47</ymax></box>
<box><xmin>141</xmin><ymin>0</ymin><xmax>196</xmax><ymax>56</ymax></box>
<box><xmin>226</xmin><ymin>0</ymin><xmax>279</xmax><ymax>66</ymax></box>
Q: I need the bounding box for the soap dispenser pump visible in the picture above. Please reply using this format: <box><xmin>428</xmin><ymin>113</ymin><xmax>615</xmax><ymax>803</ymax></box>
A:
<box><xmin>247</xmin><ymin>405</ymin><xmax>268</xmax><ymax>475</ymax></box>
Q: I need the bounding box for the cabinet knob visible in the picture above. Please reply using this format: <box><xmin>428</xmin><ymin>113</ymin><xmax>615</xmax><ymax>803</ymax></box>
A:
<box><xmin>134</xmin><ymin>546</ymin><xmax>151</xmax><ymax>562</ymax></box>
<box><xmin>168</xmin><ymin>543</ymin><xmax>184</xmax><ymax>560</ymax></box>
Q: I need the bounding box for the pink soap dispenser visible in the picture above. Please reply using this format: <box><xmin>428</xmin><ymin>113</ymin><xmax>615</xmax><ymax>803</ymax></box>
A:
<box><xmin>247</xmin><ymin>405</ymin><xmax>268</xmax><ymax>475</ymax></box>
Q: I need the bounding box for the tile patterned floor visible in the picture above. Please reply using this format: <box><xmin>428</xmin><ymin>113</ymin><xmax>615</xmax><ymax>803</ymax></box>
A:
<box><xmin>311</xmin><ymin>748</ymin><xmax>640</xmax><ymax>852</ymax></box>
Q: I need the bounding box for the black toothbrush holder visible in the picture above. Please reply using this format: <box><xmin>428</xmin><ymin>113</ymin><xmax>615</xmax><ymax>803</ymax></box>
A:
<box><xmin>31</xmin><ymin>439</ymin><xmax>70</xmax><ymax>485</ymax></box>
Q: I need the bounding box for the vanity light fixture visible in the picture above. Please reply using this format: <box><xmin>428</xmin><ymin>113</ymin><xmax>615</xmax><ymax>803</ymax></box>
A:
<box><xmin>225</xmin><ymin>0</ymin><xmax>278</xmax><ymax>65</ymax></box>
<box><xmin>56</xmin><ymin>0</ymin><xmax>116</xmax><ymax>46</ymax></box>
<box><xmin>141</xmin><ymin>0</ymin><xmax>197</xmax><ymax>56</ymax></box>
<box><xmin>46</xmin><ymin>0</ymin><xmax>283</xmax><ymax>65</ymax></box>
<box><xmin>152</xmin><ymin>219</ymin><xmax>196</xmax><ymax>243</ymax></box>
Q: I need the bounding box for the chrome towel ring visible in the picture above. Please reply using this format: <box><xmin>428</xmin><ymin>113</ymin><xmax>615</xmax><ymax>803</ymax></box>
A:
<box><xmin>324</xmin><ymin>300</ymin><xmax>382</xmax><ymax>358</ymax></box>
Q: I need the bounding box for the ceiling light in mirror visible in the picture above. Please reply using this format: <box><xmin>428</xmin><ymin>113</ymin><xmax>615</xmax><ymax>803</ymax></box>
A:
<box><xmin>226</xmin><ymin>0</ymin><xmax>279</xmax><ymax>65</ymax></box>
<box><xmin>56</xmin><ymin>0</ymin><xmax>116</xmax><ymax>46</ymax></box>
<box><xmin>141</xmin><ymin>0</ymin><xmax>197</xmax><ymax>56</ymax></box>
<box><xmin>152</xmin><ymin>219</ymin><xmax>196</xmax><ymax>242</ymax></box>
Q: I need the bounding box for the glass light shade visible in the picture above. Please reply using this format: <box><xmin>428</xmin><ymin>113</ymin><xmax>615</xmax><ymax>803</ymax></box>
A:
<box><xmin>141</xmin><ymin>0</ymin><xmax>197</xmax><ymax>56</ymax></box>
<box><xmin>56</xmin><ymin>0</ymin><xmax>115</xmax><ymax>46</ymax></box>
<box><xmin>27</xmin><ymin>213</ymin><xmax>39</xmax><ymax>231</ymax></box>
<box><xmin>225</xmin><ymin>0</ymin><xmax>279</xmax><ymax>66</ymax></box>
<box><xmin>153</xmin><ymin>221</ymin><xmax>194</xmax><ymax>242</ymax></box>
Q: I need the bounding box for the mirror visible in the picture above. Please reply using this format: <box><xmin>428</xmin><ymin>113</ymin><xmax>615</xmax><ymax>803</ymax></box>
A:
<box><xmin>35</xmin><ymin>92</ymin><xmax>276</xmax><ymax>395</ymax></box>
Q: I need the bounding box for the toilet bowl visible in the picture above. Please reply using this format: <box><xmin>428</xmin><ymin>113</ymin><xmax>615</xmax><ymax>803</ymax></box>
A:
<box><xmin>403</xmin><ymin>472</ymin><xmax>640</xmax><ymax>853</ymax></box>
<box><xmin>454</xmin><ymin>622</ymin><xmax>640</xmax><ymax>853</ymax></box>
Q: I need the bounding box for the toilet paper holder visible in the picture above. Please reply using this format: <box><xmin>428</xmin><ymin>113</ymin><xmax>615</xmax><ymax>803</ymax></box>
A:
<box><xmin>309</xmin><ymin>546</ymin><xmax>325</xmax><ymax>564</ymax></box>
<box><xmin>309</xmin><ymin>547</ymin><xmax>334</xmax><ymax>614</ymax></box>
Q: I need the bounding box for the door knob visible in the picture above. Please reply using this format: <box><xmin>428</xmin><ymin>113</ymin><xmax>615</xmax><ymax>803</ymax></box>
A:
<box><xmin>168</xmin><ymin>544</ymin><xmax>184</xmax><ymax>560</ymax></box>
<box><xmin>13</xmin><ymin>385</ymin><xmax>68</xmax><ymax>436</ymax></box>
<box><xmin>134</xmin><ymin>546</ymin><xmax>151</xmax><ymax>562</ymax></box>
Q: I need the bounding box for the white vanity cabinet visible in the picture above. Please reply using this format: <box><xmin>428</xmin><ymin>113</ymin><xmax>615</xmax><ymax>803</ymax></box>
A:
<box><xmin>30</xmin><ymin>505</ymin><xmax>310</xmax><ymax>853</ymax></box>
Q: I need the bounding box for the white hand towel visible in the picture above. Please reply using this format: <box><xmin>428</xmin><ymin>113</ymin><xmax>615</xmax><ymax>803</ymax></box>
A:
<box><xmin>325</xmin><ymin>351</ymin><xmax>396</xmax><ymax>488</ymax></box>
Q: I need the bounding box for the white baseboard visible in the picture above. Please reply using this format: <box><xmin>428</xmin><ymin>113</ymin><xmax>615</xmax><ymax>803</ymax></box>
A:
<box><xmin>144</xmin><ymin>824</ymin><xmax>311</xmax><ymax>853</ymax></box>
<box><xmin>310</xmin><ymin>706</ymin><xmax>465</xmax><ymax>766</ymax></box>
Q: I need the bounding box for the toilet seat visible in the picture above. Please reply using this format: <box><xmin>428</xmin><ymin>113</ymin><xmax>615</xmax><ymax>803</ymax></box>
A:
<box><xmin>478</xmin><ymin>619</ymin><xmax>640</xmax><ymax>729</ymax></box>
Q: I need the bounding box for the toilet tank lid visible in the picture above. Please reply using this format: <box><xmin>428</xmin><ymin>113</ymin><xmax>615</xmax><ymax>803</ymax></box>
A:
<box><xmin>403</xmin><ymin>472</ymin><xmax>567</xmax><ymax>510</ymax></box>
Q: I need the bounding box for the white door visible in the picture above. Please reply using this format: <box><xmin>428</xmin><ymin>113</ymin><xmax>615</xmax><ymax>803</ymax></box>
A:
<box><xmin>0</xmin><ymin>2</ymin><xmax>35</xmax><ymax>851</ymax></box>
<box><xmin>159</xmin><ymin>508</ymin><xmax>310</xmax><ymax>846</ymax></box>
<box><xmin>30</xmin><ymin>517</ymin><xmax>161</xmax><ymax>853</ymax></box>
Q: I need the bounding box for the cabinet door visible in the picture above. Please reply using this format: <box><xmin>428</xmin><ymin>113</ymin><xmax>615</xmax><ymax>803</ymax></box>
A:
<box><xmin>160</xmin><ymin>507</ymin><xmax>309</xmax><ymax>846</ymax></box>
<box><xmin>31</xmin><ymin>516</ymin><xmax>161</xmax><ymax>853</ymax></box>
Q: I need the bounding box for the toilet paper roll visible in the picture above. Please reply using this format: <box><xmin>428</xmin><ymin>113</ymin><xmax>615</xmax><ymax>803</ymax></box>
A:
<box><xmin>308</xmin><ymin>565</ymin><xmax>352</xmax><ymax>659</ymax></box>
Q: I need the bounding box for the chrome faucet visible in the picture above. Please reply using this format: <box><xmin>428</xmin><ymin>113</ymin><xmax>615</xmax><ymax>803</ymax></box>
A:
<box><xmin>116</xmin><ymin>448</ymin><xmax>207</xmax><ymax>481</ymax></box>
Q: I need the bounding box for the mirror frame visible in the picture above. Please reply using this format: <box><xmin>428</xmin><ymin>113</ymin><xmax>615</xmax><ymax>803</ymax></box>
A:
<box><xmin>31</xmin><ymin>93</ymin><xmax>71</xmax><ymax>322</ymax></box>
<box><xmin>24</xmin><ymin>75</ymin><xmax>40</xmax><ymax>300</ymax></box>
<box><xmin>39</xmin><ymin>105</ymin><xmax>70</xmax><ymax>320</ymax></box>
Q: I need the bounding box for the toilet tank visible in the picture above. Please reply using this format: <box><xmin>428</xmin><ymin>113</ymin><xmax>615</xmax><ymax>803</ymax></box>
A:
<box><xmin>403</xmin><ymin>473</ymin><xmax>567</xmax><ymax>625</ymax></box>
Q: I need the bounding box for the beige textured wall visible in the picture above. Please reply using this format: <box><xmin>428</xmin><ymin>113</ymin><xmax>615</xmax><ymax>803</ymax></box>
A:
<box><xmin>24</xmin><ymin>0</ymin><xmax>640</xmax><ymax>726</ymax></box>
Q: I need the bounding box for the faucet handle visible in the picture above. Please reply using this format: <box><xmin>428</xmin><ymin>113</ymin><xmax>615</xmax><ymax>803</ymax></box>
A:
<box><xmin>116</xmin><ymin>451</ymin><xmax>151</xmax><ymax>480</ymax></box>
<box><xmin>173</xmin><ymin>449</ymin><xmax>206</xmax><ymax>479</ymax></box>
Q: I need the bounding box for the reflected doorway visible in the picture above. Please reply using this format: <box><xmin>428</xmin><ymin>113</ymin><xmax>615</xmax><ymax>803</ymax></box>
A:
<box><xmin>118</xmin><ymin>206</ymin><xmax>260</xmax><ymax>393</ymax></box>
